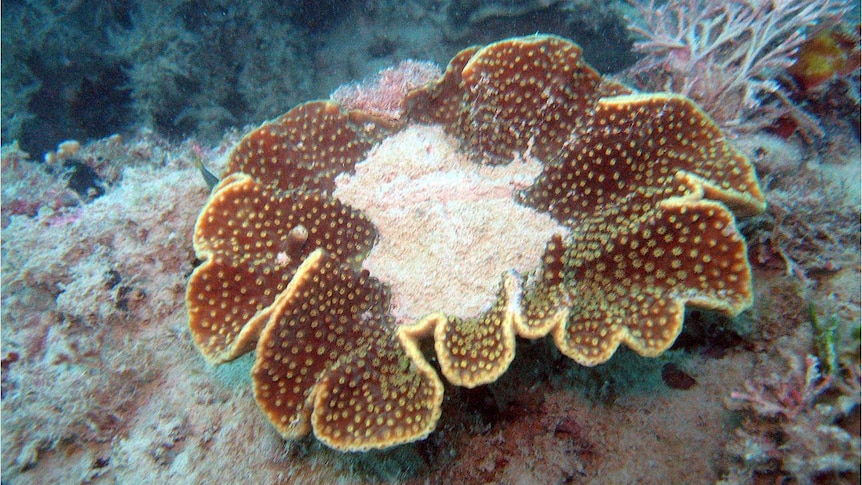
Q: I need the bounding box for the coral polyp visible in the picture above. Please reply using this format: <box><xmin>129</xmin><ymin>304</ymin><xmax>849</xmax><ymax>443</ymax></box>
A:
<box><xmin>187</xmin><ymin>34</ymin><xmax>765</xmax><ymax>451</ymax></box>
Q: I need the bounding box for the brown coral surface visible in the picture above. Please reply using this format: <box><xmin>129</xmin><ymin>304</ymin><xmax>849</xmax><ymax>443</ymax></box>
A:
<box><xmin>187</xmin><ymin>34</ymin><xmax>766</xmax><ymax>452</ymax></box>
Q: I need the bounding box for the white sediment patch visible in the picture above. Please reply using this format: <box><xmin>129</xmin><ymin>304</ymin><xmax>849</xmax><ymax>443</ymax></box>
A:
<box><xmin>334</xmin><ymin>124</ymin><xmax>567</xmax><ymax>324</ymax></box>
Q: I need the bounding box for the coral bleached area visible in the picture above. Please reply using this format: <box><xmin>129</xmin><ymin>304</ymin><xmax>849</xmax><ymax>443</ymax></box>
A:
<box><xmin>334</xmin><ymin>125</ymin><xmax>565</xmax><ymax>322</ymax></box>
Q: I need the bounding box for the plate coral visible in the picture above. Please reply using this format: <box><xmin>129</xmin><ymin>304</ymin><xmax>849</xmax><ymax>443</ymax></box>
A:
<box><xmin>187</xmin><ymin>35</ymin><xmax>765</xmax><ymax>451</ymax></box>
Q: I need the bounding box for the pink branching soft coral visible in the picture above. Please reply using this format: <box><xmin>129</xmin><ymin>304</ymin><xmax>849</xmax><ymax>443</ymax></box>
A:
<box><xmin>730</xmin><ymin>354</ymin><xmax>831</xmax><ymax>419</ymax></box>
<box><xmin>724</xmin><ymin>353</ymin><xmax>861</xmax><ymax>483</ymax></box>
<box><xmin>625</xmin><ymin>0</ymin><xmax>848</xmax><ymax>134</ymax></box>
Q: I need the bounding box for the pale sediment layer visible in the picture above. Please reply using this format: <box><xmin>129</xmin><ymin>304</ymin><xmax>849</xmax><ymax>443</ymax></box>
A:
<box><xmin>334</xmin><ymin>124</ymin><xmax>567</xmax><ymax>323</ymax></box>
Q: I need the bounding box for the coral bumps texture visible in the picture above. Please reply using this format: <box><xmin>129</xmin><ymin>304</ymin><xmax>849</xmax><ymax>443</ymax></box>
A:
<box><xmin>186</xmin><ymin>35</ymin><xmax>765</xmax><ymax>451</ymax></box>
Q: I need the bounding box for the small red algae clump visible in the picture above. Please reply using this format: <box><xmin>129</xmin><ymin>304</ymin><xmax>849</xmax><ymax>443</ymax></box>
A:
<box><xmin>788</xmin><ymin>23</ymin><xmax>861</xmax><ymax>91</ymax></box>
